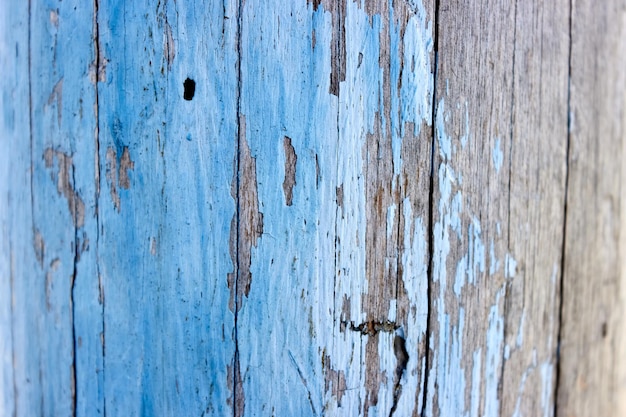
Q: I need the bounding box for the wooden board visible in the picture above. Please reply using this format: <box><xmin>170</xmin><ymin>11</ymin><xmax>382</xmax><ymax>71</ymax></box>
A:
<box><xmin>1</xmin><ymin>0</ymin><xmax>625</xmax><ymax>416</ymax></box>
<box><xmin>558</xmin><ymin>0</ymin><xmax>626</xmax><ymax>415</ymax></box>
<box><xmin>96</xmin><ymin>0</ymin><xmax>239</xmax><ymax>414</ymax></box>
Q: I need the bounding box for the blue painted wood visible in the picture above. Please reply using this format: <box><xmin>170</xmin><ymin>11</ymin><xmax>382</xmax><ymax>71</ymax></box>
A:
<box><xmin>1</xmin><ymin>1</ymin><xmax>102</xmax><ymax>416</ymax></box>
<box><xmin>96</xmin><ymin>0</ymin><xmax>238</xmax><ymax>415</ymax></box>
<box><xmin>0</xmin><ymin>4</ymin><xmax>30</xmax><ymax>416</ymax></box>
<box><xmin>4</xmin><ymin>0</ymin><xmax>616</xmax><ymax>416</ymax></box>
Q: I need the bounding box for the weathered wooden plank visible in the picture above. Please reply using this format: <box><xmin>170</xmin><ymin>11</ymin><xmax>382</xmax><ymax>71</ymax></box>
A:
<box><xmin>558</xmin><ymin>0</ymin><xmax>626</xmax><ymax>415</ymax></box>
<box><xmin>0</xmin><ymin>4</ymin><xmax>31</xmax><ymax>416</ymax></box>
<box><xmin>424</xmin><ymin>1</ymin><xmax>569</xmax><ymax>416</ymax></box>
<box><xmin>500</xmin><ymin>2</ymin><xmax>570</xmax><ymax>416</ymax></box>
<box><xmin>1</xmin><ymin>1</ymin><xmax>101</xmax><ymax>416</ymax></box>
<box><xmin>334</xmin><ymin>1</ymin><xmax>434</xmax><ymax>415</ymax></box>
<box><xmin>426</xmin><ymin>2</ymin><xmax>516</xmax><ymax>415</ymax></box>
<box><xmin>236</xmin><ymin>0</ymin><xmax>434</xmax><ymax>415</ymax></box>
<box><xmin>235</xmin><ymin>1</ymin><xmax>337</xmax><ymax>415</ymax></box>
<box><xmin>96</xmin><ymin>1</ymin><xmax>238</xmax><ymax>415</ymax></box>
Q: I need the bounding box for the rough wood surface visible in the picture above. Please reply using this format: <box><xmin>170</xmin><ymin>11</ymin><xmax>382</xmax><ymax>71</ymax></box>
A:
<box><xmin>426</xmin><ymin>0</ymin><xmax>571</xmax><ymax>415</ymax></box>
<box><xmin>1</xmin><ymin>0</ymin><xmax>625</xmax><ymax>416</ymax></box>
<box><xmin>558</xmin><ymin>0</ymin><xmax>626</xmax><ymax>416</ymax></box>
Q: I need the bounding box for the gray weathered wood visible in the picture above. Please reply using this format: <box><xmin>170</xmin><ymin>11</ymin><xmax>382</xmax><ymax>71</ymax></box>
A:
<box><xmin>559</xmin><ymin>0</ymin><xmax>626</xmax><ymax>415</ymax></box>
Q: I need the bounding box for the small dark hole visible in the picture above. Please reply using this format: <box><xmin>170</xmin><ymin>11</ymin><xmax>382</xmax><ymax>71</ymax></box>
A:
<box><xmin>183</xmin><ymin>78</ymin><xmax>196</xmax><ymax>101</ymax></box>
<box><xmin>601</xmin><ymin>322</ymin><xmax>608</xmax><ymax>338</ymax></box>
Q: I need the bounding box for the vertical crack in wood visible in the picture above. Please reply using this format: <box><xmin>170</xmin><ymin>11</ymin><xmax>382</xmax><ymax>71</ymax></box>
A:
<box><xmin>232</xmin><ymin>0</ymin><xmax>244</xmax><ymax>414</ymax></box>
<box><xmin>92</xmin><ymin>1</ymin><xmax>105</xmax><ymax>415</ymax></box>
<box><xmin>554</xmin><ymin>1</ymin><xmax>574</xmax><ymax>415</ymax></box>
<box><xmin>498</xmin><ymin>1</ymin><xmax>519</xmax><ymax>415</ymax></box>
<box><xmin>422</xmin><ymin>0</ymin><xmax>440</xmax><ymax>414</ymax></box>
<box><xmin>71</xmin><ymin>163</ymin><xmax>79</xmax><ymax>417</ymax></box>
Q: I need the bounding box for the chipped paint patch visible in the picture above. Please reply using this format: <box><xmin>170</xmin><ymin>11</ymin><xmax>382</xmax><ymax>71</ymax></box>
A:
<box><xmin>323</xmin><ymin>352</ymin><xmax>347</xmax><ymax>406</ymax></box>
<box><xmin>505</xmin><ymin>253</ymin><xmax>517</xmax><ymax>278</ymax></box>
<box><xmin>227</xmin><ymin>357</ymin><xmax>245</xmax><ymax>417</ymax></box>
<box><xmin>484</xmin><ymin>289</ymin><xmax>505</xmax><ymax>417</ymax></box>
<box><xmin>492</xmin><ymin>138</ymin><xmax>503</xmax><ymax>173</ymax></box>
<box><xmin>282</xmin><ymin>136</ymin><xmax>297</xmax><ymax>206</ymax></box>
<box><xmin>104</xmin><ymin>146</ymin><xmax>134</xmax><ymax>211</ymax></box>
<box><xmin>44</xmin><ymin>148</ymin><xmax>85</xmax><ymax>228</ymax></box>
<box><xmin>470</xmin><ymin>349</ymin><xmax>482</xmax><ymax>417</ymax></box>
<box><xmin>33</xmin><ymin>229</ymin><xmax>45</xmax><ymax>267</ymax></box>
<box><xmin>228</xmin><ymin>115</ymin><xmax>264</xmax><ymax>312</ymax></box>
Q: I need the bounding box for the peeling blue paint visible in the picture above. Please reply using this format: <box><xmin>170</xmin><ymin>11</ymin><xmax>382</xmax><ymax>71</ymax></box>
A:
<box><xmin>484</xmin><ymin>289</ymin><xmax>505</xmax><ymax>417</ymax></box>
<box><xmin>492</xmin><ymin>137</ymin><xmax>503</xmax><ymax>173</ymax></box>
<box><xmin>505</xmin><ymin>253</ymin><xmax>518</xmax><ymax>278</ymax></box>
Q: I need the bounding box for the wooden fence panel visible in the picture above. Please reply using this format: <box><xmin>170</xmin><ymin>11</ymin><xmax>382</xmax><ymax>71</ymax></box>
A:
<box><xmin>1</xmin><ymin>0</ymin><xmax>625</xmax><ymax>416</ymax></box>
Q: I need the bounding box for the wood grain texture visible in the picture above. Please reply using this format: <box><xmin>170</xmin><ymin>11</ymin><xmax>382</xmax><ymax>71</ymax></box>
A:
<box><xmin>1</xmin><ymin>1</ymin><xmax>101</xmax><ymax>416</ymax></box>
<box><xmin>424</xmin><ymin>2</ymin><xmax>571</xmax><ymax>417</ymax></box>
<box><xmin>558</xmin><ymin>0</ymin><xmax>626</xmax><ymax>416</ymax></box>
<box><xmin>2</xmin><ymin>0</ymin><xmax>626</xmax><ymax>416</ymax></box>
<box><xmin>96</xmin><ymin>1</ymin><xmax>239</xmax><ymax>415</ymax></box>
<box><xmin>236</xmin><ymin>1</ymin><xmax>434</xmax><ymax>415</ymax></box>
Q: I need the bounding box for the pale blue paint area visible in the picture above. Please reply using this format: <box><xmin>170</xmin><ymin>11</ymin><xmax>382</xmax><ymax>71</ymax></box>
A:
<box><xmin>517</xmin><ymin>312</ymin><xmax>526</xmax><ymax>347</ymax></box>
<box><xmin>453</xmin><ymin>217</ymin><xmax>485</xmax><ymax>295</ymax></box>
<box><xmin>237</xmin><ymin>0</ymin><xmax>337</xmax><ymax>414</ymax></box>
<box><xmin>398</xmin><ymin>206</ymin><xmax>429</xmax><ymax>413</ymax></box>
<box><xmin>505</xmin><ymin>253</ymin><xmax>518</xmax><ymax>278</ymax></box>
<box><xmin>489</xmin><ymin>240</ymin><xmax>500</xmax><ymax>276</ymax></box>
<box><xmin>428</xmin><ymin>308</ymin><xmax>467</xmax><ymax>416</ymax></box>
<box><xmin>492</xmin><ymin>138</ymin><xmax>503</xmax><ymax>173</ymax></box>
<box><xmin>436</xmin><ymin>99</ymin><xmax>453</xmax><ymax>161</ymax></box>
<box><xmin>541</xmin><ymin>361</ymin><xmax>554</xmax><ymax>417</ymax></box>
<box><xmin>460</xmin><ymin>102</ymin><xmax>470</xmax><ymax>149</ymax></box>
<box><xmin>453</xmin><ymin>255</ymin><xmax>468</xmax><ymax>296</ymax></box>
<box><xmin>387</xmin><ymin>205</ymin><xmax>397</xmax><ymax>240</ymax></box>
<box><xmin>467</xmin><ymin>217</ymin><xmax>486</xmax><ymax>285</ymax></box>
<box><xmin>0</xmin><ymin>4</ymin><xmax>32</xmax><ymax>416</ymax></box>
<box><xmin>97</xmin><ymin>0</ymin><xmax>238</xmax><ymax>415</ymax></box>
<box><xmin>450</xmin><ymin>191</ymin><xmax>463</xmax><ymax>238</ymax></box>
<box><xmin>429</xmin><ymin>97</ymin><xmax>474</xmax><ymax>416</ymax></box>
<box><xmin>484</xmin><ymin>289</ymin><xmax>505</xmax><ymax>417</ymax></box>
<box><xmin>470</xmin><ymin>349</ymin><xmax>482</xmax><ymax>417</ymax></box>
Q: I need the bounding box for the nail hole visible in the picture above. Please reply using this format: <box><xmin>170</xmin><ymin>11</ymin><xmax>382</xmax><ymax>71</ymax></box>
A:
<box><xmin>183</xmin><ymin>78</ymin><xmax>195</xmax><ymax>100</ymax></box>
<box><xmin>601</xmin><ymin>322</ymin><xmax>608</xmax><ymax>338</ymax></box>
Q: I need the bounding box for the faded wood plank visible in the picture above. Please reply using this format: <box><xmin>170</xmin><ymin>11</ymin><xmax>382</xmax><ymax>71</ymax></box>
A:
<box><xmin>425</xmin><ymin>1</ymin><xmax>569</xmax><ymax>416</ymax></box>
<box><xmin>235</xmin><ymin>1</ymin><xmax>338</xmax><ymax>415</ymax></box>
<box><xmin>96</xmin><ymin>1</ymin><xmax>238</xmax><ymax>415</ymax></box>
<box><xmin>559</xmin><ymin>0</ymin><xmax>626</xmax><ymax>415</ymax></box>
<box><xmin>500</xmin><ymin>1</ymin><xmax>569</xmax><ymax>416</ymax></box>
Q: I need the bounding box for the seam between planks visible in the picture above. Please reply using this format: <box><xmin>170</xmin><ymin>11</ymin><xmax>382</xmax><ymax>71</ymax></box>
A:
<box><xmin>554</xmin><ymin>0</ymin><xmax>574</xmax><ymax>415</ymax></box>
<box><xmin>421</xmin><ymin>0</ymin><xmax>440</xmax><ymax>414</ymax></box>
<box><xmin>233</xmin><ymin>0</ymin><xmax>243</xmax><ymax>415</ymax></box>
<box><xmin>92</xmin><ymin>1</ymin><xmax>105</xmax><ymax>415</ymax></box>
